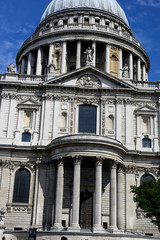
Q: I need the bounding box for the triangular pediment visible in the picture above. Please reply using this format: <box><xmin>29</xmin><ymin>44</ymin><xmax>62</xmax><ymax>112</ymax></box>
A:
<box><xmin>17</xmin><ymin>98</ymin><xmax>40</xmax><ymax>109</ymax></box>
<box><xmin>43</xmin><ymin>66</ymin><xmax>135</xmax><ymax>89</ymax></box>
<box><xmin>135</xmin><ymin>104</ymin><xmax>156</xmax><ymax>115</ymax></box>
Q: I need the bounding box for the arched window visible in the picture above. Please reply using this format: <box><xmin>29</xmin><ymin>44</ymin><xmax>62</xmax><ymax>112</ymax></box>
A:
<box><xmin>140</xmin><ymin>173</ymin><xmax>155</xmax><ymax>185</ymax></box>
<box><xmin>13</xmin><ymin>168</ymin><xmax>31</xmax><ymax>203</ymax></box>
<box><xmin>22</xmin><ymin>132</ymin><xmax>31</xmax><ymax>142</ymax></box>
<box><xmin>142</xmin><ymin>138</ymin><xmax>151</xmax><ymax>148</ymax></box>
<box><xmin>108</xmin><ymin>115</ymin><xmax>114</xmax><ymax>130</ymax></box>
<box><xmin>78</xmin><ymin>105</ymin><xmax>97</xmax><ymax>134</ymax></box>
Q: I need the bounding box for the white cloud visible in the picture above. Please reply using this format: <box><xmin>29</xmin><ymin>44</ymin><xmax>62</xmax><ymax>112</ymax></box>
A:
<box><xmin>137</xmin><ymin>0</ymin><xmax>160</xmax><ymax>7</ymax></box>
<box><xmin>0</xmin><ymin>39</ymin><xmax>24</xmax><ymax>73</ymax></box>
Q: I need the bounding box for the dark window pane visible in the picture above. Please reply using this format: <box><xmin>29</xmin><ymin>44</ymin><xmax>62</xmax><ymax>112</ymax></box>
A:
<box><xmin>22</xmin><ymin>132</ymin><xmax>31</xmax><ymax>142</ymax></box>
<box><xmin>78</xmin><ymin>105</ymin><xmax>97</xmax><ymax>134</ymax></box>
<box><xmin>13</xmin><ymin>168</ymin><xmax>30</xmax><ymax>203</ymax></box>
<box><xmin>140</xmin><ymin>173</ymin><xmax>155</xmax><ymax>185</ymax></box>
<box><xmin>142</xmin><ymin>138</ymin><xmax>151</xmax><ymax>148</ymax></box>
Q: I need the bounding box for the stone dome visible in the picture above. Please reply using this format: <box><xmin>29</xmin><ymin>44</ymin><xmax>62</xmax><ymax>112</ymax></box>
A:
<box><xmin>41</xmin><ymin>0</ymin><xmax>129</xmax><ymax>26</ymax></box>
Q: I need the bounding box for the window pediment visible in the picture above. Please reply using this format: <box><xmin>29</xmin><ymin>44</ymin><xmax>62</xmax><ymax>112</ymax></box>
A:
<box><xmin>17</xmin><ymin>98</ymin><xmax>40</xmax><ymax>110</ymax></box>
<box><xmin>135</xmin><ymin>104</ymin><xmax>156</xmax><ymax>116</ymax></box>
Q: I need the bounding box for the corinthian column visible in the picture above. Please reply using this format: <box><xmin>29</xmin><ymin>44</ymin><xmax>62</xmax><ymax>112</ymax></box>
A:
<box><xmin>117</xmin><ymin>165</ymin><xmax>124</xmax><ymax>230</ymax></box>
<box><xmin>70</xmin><ymin>156</ymin><xmax>82</xmax><ymax>231</ymax></box>
<box><xmin>76</xmin><ymin>41</ymin><xmax>81</xmax><ymax>69</ymax></box>
<box><xmin>105</xmin><ymin>44</ymin><xmax>110</xmax><ymax>73</ymax></box>
<box><xmin>53</xmin><ymin>159</ymin><xmax>64</xmax><ymax>230</ymax></box>
<box><xmin>36</xmin><ymin>48</ymin><xmax>42</xmax><ymax>75</ymax></box>
<box><xmin>92</xmin><ymin>41</ymin><xmax>96</xmax><ymax>67</ymax></box>
<box><xmin>137</xmin><ymin>58</ymin><xmax>141</xmax><ymax>81</ymax></box>
<box><xmin>27</xmin><ymin>52</ymin><xmax>32</xmax><ymax>75</ymax></box>
<box><xmin>61</xmin><ymin>41</ymin><xmax>67</xmax><ymax>74</ymax></box>
<box><xmin>110</xmin><ymin>161</ymin><xmax>118</xmax><ymax>231</ymax></box>
<box><xmin>119</xmin><ymin>48</ymin><xmax>122</xmax><ymax>79</ymax></box>
<box><xmin>129</xmin><ymin>52</ymin><xmax>133</xmax><ymax>79</ymax></box>
<box><xmin>93</xmin><ymin>157</ymin><xmax>104</xmax><ymax>232</ymax></box>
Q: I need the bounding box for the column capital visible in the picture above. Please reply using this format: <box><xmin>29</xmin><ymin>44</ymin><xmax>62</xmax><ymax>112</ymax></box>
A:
<box><xmin>118</xmin><ymin>164</ymin><xmax>125</xmax><ymax>174</ymax></box>
<box><xmin>57</xmin><ymin>157</ymin><xmax>64</xmax><ymax>166</ymax></box>
<box><xmin>72</xmin><ymin>156</ymin><xmax>82</xmax><ymax>165</ymax></box>
<box><xmin>110</xmin><ymin>160</ymin><xmax>118</xmax><ymax>169</ymax></box>
<box><xmin>96</xmin><ymin>156</ymin><xmax>104</xmax><ymax>165</ymax></box>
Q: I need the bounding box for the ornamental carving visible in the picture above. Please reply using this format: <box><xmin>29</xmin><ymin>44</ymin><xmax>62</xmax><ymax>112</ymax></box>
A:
<box><xmin>77</xmin><ymin>74</ymin><xmax>101</xmax><ymax>88</ymax></box>
<box><xmin>76</xmin><ymin>97</ymin><xmax>99</xmax><ymax>104</ymax></box>
<box><xmin>7</xmin><ymin>205</ymin><xmax>32</xmax><ymax>214</ymax></box>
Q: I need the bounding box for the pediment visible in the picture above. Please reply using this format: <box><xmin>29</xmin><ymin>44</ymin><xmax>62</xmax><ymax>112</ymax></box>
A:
<box><xmin>135</xmin><ymin>104</ymin><xmax>156</xmax><ymax>115</ymax></box>
<box><xmin>17</xmin><ymin>98</ymin><xmax>40</xmax><ymax>109</ymax></box>
<box><xmin>43</xmin><ymin>66</ymin><xmax>135</xmax><ymax>90</ymax></box>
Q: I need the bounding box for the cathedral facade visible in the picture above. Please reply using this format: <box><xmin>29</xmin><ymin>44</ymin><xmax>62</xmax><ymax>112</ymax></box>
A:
<box><xmin>0</xmin><ymin>0</ymin><xmax>160</xmax><ymax>239</ymax></box>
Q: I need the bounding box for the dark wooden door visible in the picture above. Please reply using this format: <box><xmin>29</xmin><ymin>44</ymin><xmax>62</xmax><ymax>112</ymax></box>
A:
<box><xmin>79</xmin><ymin>190</ymin><xmax>93</xmax><ymax>229</ymax></box>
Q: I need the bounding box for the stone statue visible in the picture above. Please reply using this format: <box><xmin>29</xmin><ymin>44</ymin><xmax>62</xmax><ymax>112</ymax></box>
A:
<box><xmin>84</xmin><ymin>47</ymin><xmax>94</xmax><ymax>65</ymax></box>
<box><xmin>47</xmin><ymin>60</ymin><xmax>56</xmax><ymax>74</ymax></box>
<box><xmin>7</xmin><ymin>62</ymin><xmax>16</xmax><ymax>73</ymax></box>
<box><xmin>121</xmin><ymin>63</ymin><xmax>129</xmax><ymax>78</ymax></box>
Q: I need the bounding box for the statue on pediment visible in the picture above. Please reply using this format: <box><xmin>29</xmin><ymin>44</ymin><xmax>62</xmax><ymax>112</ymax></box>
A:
<box><xmin>7</xmin><ymin>62</ymin><xmax>16</xmax><ymax>73</ymax></box>
<box><xmin>77</xmin><ymin>74</ymin><xmax>101</xmax><ymax>88</ymax></box>
<box><xmin>47</xmin><ymin>60</ymin><xmax>56</xmax><ymax>74</ymax></box>
<box><xmin>121</xmin><ymin>63</ymin><xmax>129</xmax><ymax>78</ymax></box>
<box><xmin>84</xmin><ymin>47</ymin><xmax>94</xmax><ymax>65</ymax></box>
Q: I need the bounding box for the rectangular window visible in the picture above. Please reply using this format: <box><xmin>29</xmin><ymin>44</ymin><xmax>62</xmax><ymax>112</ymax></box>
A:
<box><xmin>23</xmin><ymin>110</ymin><xmax>33</xmax><ymax>128</ymax></box>
<box><xmin>74</xmin><ymin>18</ymin><xmax>78</xmax><ymax>24</ymax></box>
<box><xmin>142</xmin><ymin>117</ymin><xmax>150</xmax><ymax>134</ymax></box>
<box><xmin>95</xmin><ymin>19</ymin><xmax>100</xmax><ymax>25</ymax></box>
<box><xmin>78</xmin><ymin>105</ymin><xmax>97</xmax><ymax>134</ymax></box>
<box><xmin>84</xmin><ymin>18</ymin><xmax>89</xmax><ymax>24</ymax></box>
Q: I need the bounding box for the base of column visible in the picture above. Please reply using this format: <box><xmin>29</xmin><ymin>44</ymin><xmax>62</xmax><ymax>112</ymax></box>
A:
<box><xmin>92</xmin><ymin>225</ymin><xmax>105</xmax><ymax>233</ymax></box>
<box><xmin>108</xmin><ymin>226</ymin><xmax>119</xmax><ymax>233</ymax></box>
<box><xmin>52</xmin><ymin>223</ymin><xmax>63</xmax><ymax>231</ymax></box>
<box><xmin>68</xmin><ymin>224</ymin><xmax>80</xmax><ymax>232</ymax></box>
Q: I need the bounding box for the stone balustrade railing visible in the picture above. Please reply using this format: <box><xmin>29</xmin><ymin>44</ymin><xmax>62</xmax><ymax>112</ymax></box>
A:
<box><xmin>0</xmin><ymin>72</ymin><xmax>159</xmax><ymax>90</ymax></box>
<box><xmin>0</xmin><ymin>73</ymin><xmax>44</xmax><ymax>83</ymax></box>
<box><xmin>131</xmin><ymin>80</ymin><xmax>160</xmax><ymax>89</ymax></box>
<box><xmin>21</xmin><ymin>23</ymin><xmax>145</xmax><ymax>53</ymax></box>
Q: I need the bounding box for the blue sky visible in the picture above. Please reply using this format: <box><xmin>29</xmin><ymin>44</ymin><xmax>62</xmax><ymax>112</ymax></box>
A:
<box><xmin>0</xmin><ymin>0</ymin><xmax>160</xmax><ymax>82</ymax></box>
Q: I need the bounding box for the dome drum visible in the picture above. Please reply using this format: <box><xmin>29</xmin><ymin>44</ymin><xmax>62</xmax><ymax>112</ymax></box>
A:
<box><xmin>17</xmin><ymin>37</ymin><xmax>149</xmax><ymax>81</ymax></box>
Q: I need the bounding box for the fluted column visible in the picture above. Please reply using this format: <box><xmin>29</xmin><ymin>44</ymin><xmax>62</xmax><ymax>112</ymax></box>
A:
<box><xmin>27</xmin><ymin>52</ymin><xmax>32</xmax><ymax>75</ymax></box>
<box><xmin>48</xmin><ymin>44</ymin><xmax>54</xmax><ymax>64</ymax></box>
<box><xmin>21</xmin><ymin>58</ymin><xmax>25</xmax><ymax>74</ymax></box>
<box><xmin>117</xmin><ymin>165</ymin><xmax>124</xmax><ymax>230</ymax></box>
<box><xmin>70</xmin><ymin>156</ymin><xmax>81</xmax><ymax>231</ymax></box>
<box><xmin>92</xmin><ymin>41</ymin><xmax>96</xmax><ymax>67</ymax></box>
<box><xmin>137</xmin><ymin>58</ymin><xmax>141</xmax><ymax>81</ymax></box>
<box><xmin>129</xmin><ymin>52</ymin><xmax>133</xmax><ymax>79</ymax></box>
<box><xmin>105</xmin><ymin>44</ymin><xmax>110</xmax><ymax>73</ymax></box>
<box><xmin>119</xmin><ymin>49</ymin><xmax>122</xmax><ymax>78</ymax></box>
<box><xmin>53</xmin><ymin>159</ymin><xmax>64</xmax><ymax>230</ymax></box>
<box><xmin>142</xmin><ymin>64</ymin><xmax>146</xmax><ymax>81</ymax></box>
<box><xmin>93</xmin><ymin>157</ymin><xmax>103</xmax><ymax>232</ymax></box>
<box><xmin>36</xmin><ymin>48</ymin><xmax>42</xmax><ymax>75</ymax></box>
<box><xmin>61</xmin><ymin>41</ymin><xmax>67</xmax><ymax>74</ymax></box>
<box><xmin>76</xmin><ymin>41</ymin><xmax>81</xmax><ymax>69</ymax></box>
<box><xmin>110</xmin><ymin>161</ymin><xmax>117</xmax><ymax>231</ymax></box>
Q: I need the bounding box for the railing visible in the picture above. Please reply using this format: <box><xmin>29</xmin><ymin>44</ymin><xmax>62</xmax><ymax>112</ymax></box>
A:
<box><xmin>132</xmin><ymin>80</ymin><xmax>159</xmax><ymax>89</ymax></box>
<box><xmin>20</xmin><ymin>23</ymin><xmax>146</xmax><ymax>54</ymax></box>
<box><xmin>0</xmin><ymin>73</ymin><xmax>44</xmax><ymax>83</ymax></box>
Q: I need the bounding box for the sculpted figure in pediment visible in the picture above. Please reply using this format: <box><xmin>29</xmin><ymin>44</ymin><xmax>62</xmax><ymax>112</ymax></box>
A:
<box><xmin>77</xmin><ymin>74</ymin><xmax>101</xmax><ymax>88</ymax></box>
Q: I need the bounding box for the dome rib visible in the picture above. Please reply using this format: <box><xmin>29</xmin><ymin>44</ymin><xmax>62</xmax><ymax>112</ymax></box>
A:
<box><xmin>41</xmin><ymin>0</ymin><xmax>129</xmax><ymax>26</ymax></box>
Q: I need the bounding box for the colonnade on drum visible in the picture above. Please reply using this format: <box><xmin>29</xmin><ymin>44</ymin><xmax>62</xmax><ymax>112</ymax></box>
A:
<box><xmin>53</xmin><ymin>156</ymin><xmax>125</xmax><ymax>232</ymax></box>
<box><xmin>19</xmin><ymin>40</ymin><xmax>147</xmax><ymax>81</ymax></box>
